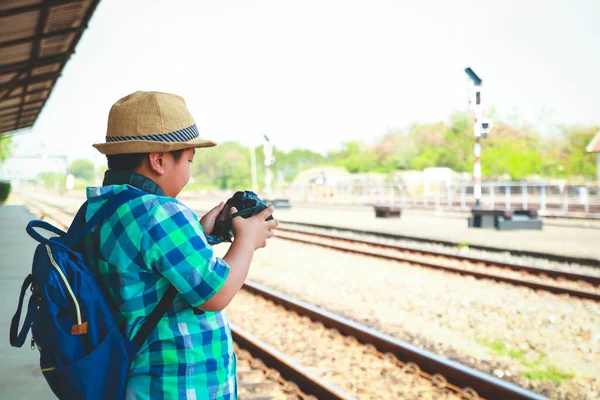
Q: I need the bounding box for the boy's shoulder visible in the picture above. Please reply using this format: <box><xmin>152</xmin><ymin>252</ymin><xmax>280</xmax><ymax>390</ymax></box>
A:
<box><xmin>86</xmin><ymin>184</ymin><xmax>198</xmax><ymax>223</ymax></box>
<box><xmin>144</xmin><ymin>193</ymin><xmax>199</xmax><ymax>224</ymax></box>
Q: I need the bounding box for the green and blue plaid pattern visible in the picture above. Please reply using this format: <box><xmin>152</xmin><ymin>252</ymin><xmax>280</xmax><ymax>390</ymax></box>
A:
<box><xmin>84</xmin><ymin>184</ymin><xmax>235</xmax><ymax>399</ymax></box>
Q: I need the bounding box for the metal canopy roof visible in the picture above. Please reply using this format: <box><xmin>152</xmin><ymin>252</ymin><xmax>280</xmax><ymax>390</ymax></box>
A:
<box><xmin>0</xmin><ymin>0</ymin><xmax>100</xmax><ymax>136</ymax></box>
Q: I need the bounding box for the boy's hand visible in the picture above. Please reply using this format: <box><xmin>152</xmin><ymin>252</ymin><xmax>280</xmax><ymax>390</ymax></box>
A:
<box><xmin>230</xmin><ymin>205</ymin><xmax>278</xmax><ymax>250</ymax></box>
<box><xmin>200</xmin><ymin>202</ymin><xmax>225</xmax><ymax>235</ymax></box>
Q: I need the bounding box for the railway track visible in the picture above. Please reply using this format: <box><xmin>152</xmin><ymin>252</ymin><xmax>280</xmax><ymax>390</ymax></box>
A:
<box><xmin>277</xmin><ymin>220</ymin><xmax>600</xmax><ymax>268</ymax></box>
<box><xmin>233</xmin><ymin>325</ymin><xmax>350</xmax><ymax>400</ymax></box>
<box><xmin>19</xmin><ymin>196</ymin><xmax>549</xmax><ymax>399</ymax></box>
<box><xmin>274</xmin><ymin>225</ymin><xmax>600</xmax><ymax>302</ymax></box>
<box><xmin>237</xmin><ymin>281</ymin><xmax>547</xmax><ymax>400</ymax></box>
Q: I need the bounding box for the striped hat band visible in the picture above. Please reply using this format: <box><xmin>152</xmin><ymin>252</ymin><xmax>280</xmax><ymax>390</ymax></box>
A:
<box><xmin>106</xmin><ymin>124</ymin><xmax>199</xmax><ymax>143</ymax></box>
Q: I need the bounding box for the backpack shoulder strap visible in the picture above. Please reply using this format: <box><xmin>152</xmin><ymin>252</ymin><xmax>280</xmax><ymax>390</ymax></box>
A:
<box><xmin>9</xmin><ymin>274</ymin><xmax>36</xmax><ymax>347</ymax></box>
<box><xmin>64</xmin><ymin>188</ymin><xmax>147</xmax><ymax>247</ymax></box>
<box><xmin>65</xmin><ymin>188</ymin><xmax>181</xmax><ymax>347</ymax></box>
<box><xmin>69</xmin><ymin>187</ymin><xmax>181</xmax><ymax>347</ymax></box>
<box><xmin>132</xmin><ymin>285</ymin><xmax>179</xmax><ymax>348</ymax></box>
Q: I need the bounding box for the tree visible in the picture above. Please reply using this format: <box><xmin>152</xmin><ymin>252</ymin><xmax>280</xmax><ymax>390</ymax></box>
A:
<box><xmin>370</xmin><ymin>131</ymin><xmax>418</xmax><ymax>172</ymax></box>
<box><xmin>405</xmin><ymin>114</ymin><xmax>473</xmax><ymax>172</ymax></box>
<box><xmin>191</xmin><ymin>117</ymin><xmax>599</xmax><ymax>185</ymax></box>
<box><xmin>192</xmin><ymin>142</ymin><xmax>252</xmax><ymax>190</ymax></box>
<box><xmin>0</xmin><ymin>135</ymin><xmax>13</xmax><ymax>165</ymax></box>
<box><xmin>270</xmin><ymin>148</ymin><xmax>327</xmax><ymax>182</ymax></box>
<box><xmin>190</xmin><ymin>142</ymin><xmax>328</xmax><ymax>190</ymax></box>
<box><xmin>69</xmin><ymin>159</ymin><xmax>95</xmax><ymax>182</ymax></box>
<box><xmin>327</xmin><ymin>141</ymin><xmax>378</xmax><ymax>173</ymax></box>
<box><xmin>558</xmin><ymin>125</ymin><xmax>599</xmax><ymax>180</ymax></box>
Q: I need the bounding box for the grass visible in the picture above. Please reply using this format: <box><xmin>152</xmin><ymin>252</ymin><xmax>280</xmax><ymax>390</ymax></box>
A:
<box><xmin>476</xmin><ymin>337</ymin><xmax>574</xmax><ymax>384</ymax></box>
<box><xmin>457</xmin><ymin>242</ymin><xmax>470</xmax><ymax>250</ymax></box>
<box><xmin>521</xmin><ymin>365</ymin><xmax>574</xmax><ymax>383</ymax></box>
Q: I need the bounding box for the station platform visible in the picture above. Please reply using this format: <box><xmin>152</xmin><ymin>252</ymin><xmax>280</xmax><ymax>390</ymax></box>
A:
<box><xmin>0</xmin><ymin>205</ymin><xmax>55</xmax><ymax>399</ymax></box>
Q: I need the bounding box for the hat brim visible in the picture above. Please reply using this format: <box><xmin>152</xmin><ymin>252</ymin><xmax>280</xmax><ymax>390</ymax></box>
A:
<box><xmin>93</xmin><ymin>136</ymin><xmax>217</xmax><ymax>155</ymax></box>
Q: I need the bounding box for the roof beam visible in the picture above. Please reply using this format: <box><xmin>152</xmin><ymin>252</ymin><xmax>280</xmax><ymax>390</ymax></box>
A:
<box><xmin>15</xmin><ymin>1</ymin><xmax>50</xmax><ymax>130</ymax></box>
<box><xmin>0</xmin><ymin>72</ymin><xmax>25</xmax><ymax>102</ymax></box>
<box><xmin>0</xmin><ymin>27</ymin><xmax>80</xmax><ymax>50</ymax></box>
<box><xmin>2</xmin><ymin>88</ymin><xmax>50</xmax><ymax>101</ymax></box>
<box><xmin>0</xmin><ymin>53</ymin><xmax>69</xmax><ymax>74</ymax></box>
<box><xmin>0</xmin><ymin>0</ymin><xmax>77</xmax><ymax>18</ymax></box>
<box><xmin>0</xmin><ymin>0</ymin><xmax>102</xmax><ymax>136</ymax></box>
<box><xmin>0</xmin><ymin>100</ymin><xmax>44</xmax><ymax>112</ymax></box>
<box><xmin>18</xmin><ymin>0</ymin><xmax>102</xmax><ymax>132</ymax></box>
<box><xmin>0</xmin><ymin>75</ymin><xmax>59</xmax><ymax>105</ymax></box>
<box><xmin>0</xmin><ymin>71</ymin><xmax>60</xmax><ymax>91</ymax></box>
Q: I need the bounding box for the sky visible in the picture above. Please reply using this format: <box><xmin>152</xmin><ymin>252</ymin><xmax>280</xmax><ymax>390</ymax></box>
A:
<box><xmin>8</xmin><ymin>0</ymin><xmax>600</xmax><ymax>167</ymax></box>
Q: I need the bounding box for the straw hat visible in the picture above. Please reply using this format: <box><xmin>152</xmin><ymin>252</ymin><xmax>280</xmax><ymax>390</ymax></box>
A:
<box><xmin>93</xmin><ymin>91</ymin><xmax>217</xmax><ymax>155</ymax></box>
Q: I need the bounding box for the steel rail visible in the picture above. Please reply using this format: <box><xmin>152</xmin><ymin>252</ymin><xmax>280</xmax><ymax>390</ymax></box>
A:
<box><xmin>276</xmin><ymin>227</ymin><xmax>600</xmax><ymax>286</ymax></box>
<box><xmin>277</xmin><ymin>220</ymin><xmax>600</xmax><ymax>268</ymax></box>
<box><xmin>274</xmin><ymin>229</ymin><xmax>600</xmax><ymax>302</ymax></box>
<box><xmin>243</xmin><ymin>281</ymin><xmax>547</xmax><ymax>400</ymax></box>
<box><xmin>231</xmin><ymin>324</ymin><xmax>354</xmax><ymax>400</ymax></box>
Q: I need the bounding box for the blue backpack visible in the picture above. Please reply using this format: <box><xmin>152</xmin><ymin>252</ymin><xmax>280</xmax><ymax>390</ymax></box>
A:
<box><xmin>9</xmin><ymin>188</ymin><xmax>177</xmax><ymax>400</ymax></box>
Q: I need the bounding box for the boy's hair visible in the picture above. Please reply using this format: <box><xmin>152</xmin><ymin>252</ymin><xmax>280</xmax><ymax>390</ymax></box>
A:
<box><xmin>106</xmin><ymin>149</ymin><xmax>185</xmax><ymax>170</ymax></box>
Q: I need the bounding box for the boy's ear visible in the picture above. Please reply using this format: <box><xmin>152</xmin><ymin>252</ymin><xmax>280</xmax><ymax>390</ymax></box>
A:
<box><xmin>148</xmin><ymin>152</ymin><xmax>165</xmax><ymax>175</ymax></box>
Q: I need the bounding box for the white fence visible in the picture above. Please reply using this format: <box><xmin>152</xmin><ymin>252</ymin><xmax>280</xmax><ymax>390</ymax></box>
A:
<box><xmin>274</xmin><ymin>182</ymin><xmax>600</xmax><ymax>216</ymax></box>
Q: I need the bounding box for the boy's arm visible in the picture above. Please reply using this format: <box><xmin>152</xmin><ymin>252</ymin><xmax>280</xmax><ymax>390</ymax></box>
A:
<box><xmin>141</xmin><ymin>201</ymin><xmax>276</xmax><ymax>312</ymax></box>
<box><xmin>141</xmin><ymin>201</ymin><xmax>230</xmax><ymax>311</ymax></box>
<box><xmin>197</xmin><ymin>238</ymin><xmax>254</xmax><ymax>311</ymax></box>
<box><xmin>198</xmin><ymin>205</ymin><xmax>277</xmax><ymax>311</ymax></box>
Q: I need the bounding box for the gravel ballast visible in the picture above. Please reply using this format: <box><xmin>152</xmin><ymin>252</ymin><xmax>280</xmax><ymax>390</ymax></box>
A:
<box><xmin>214</xmin><ymin>239</ymin><xmax>600</xmax><ymax>399</ymax></box>
<box><xmin>227</xmin><ymin>290</ymin><xmax>463</xmax><ymax>400</ymax></box>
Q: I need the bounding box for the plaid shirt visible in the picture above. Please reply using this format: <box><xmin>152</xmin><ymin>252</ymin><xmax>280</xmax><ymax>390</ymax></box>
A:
<box><xmin>84</xmin><ymin>181</ymin><xmax>235</xmax><ymax>400</ymax></box>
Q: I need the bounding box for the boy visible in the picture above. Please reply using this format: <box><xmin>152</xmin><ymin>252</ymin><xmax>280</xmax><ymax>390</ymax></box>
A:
<box><xmin>87</xmin><ymin>91</ymin><xmax>278</xmax><ymax>399</ymax></box>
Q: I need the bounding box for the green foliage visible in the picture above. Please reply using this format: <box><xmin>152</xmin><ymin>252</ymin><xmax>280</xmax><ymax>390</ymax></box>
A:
<box><xmin>557</xmin><ymin>125</ymin><xmax>598</xmax><ymax>179</ymax></box>
<box><xmin>0</xmin><ymin>181</ymin><xmax>11</xmax><ymax>203</ymax></box>
<box><xmin>69</xmin><ymin>159</ymin><xmax>95</xmax><ymax>182</ymax></box>
<box><xmin>521</xmin><ymin>365</ymin><xmax>575</xmax><ymax>384</ymax></box>
<box><xmin>190</xmin><ymin>142</ymin><xmax>328</xmax><ymax>191</ymax></box>
<box><xmin>272</xmin><ymin>148</ymin><xmax>327</xmax><ymax>182</ymax></box>
<box><xmin>355</xmin><ymin>114</ymin><xmax>596</xmax><ymax>181</ymax></box>
<box><xmin>482</xmin><ymin>143</ymin><xmax>543</xmax><ymax>181</ymax></box>
<box><xmin>184</xmin><ymin>116</ymin><xmax>598</xmax><ymax>190</ymax></box>
<box><xmin>39</xmin><ymin>172</ymin><xmax>65</xmax><ymax>190</ymax></box>
<box><xmin>192</xmin><ymin>142</ymin><xmax>253</xmax><ymax>190</ymax></box>
<box><xmin>477</xmin><ymin>337</ymin><xmax>574</xmax><ymax>383</ymax></box>
<box><xmin>73</xmin><ymin>179</ymin><xmax>89</xmax><ymax>190</ymax></box>
<box><xmin>457</xmin><ymin>242</ymin><xmax>470</xmax><ymax>250</ymax></box>
<box><xmin>0</xmin><ymin>135</ymin><xmax>13</xmax><ymax>165</ymax></box>
<box><xmin>328</xmin><ymin>142</ymin><xmax>378</xmax><ymax>173</ymax></box>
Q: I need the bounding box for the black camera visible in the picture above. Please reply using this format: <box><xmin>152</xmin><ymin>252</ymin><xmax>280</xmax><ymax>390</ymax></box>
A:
<box><xmin>208</xmin><ymin>191</ymin><xmax>273</xmax><ymax>243</ymax></box>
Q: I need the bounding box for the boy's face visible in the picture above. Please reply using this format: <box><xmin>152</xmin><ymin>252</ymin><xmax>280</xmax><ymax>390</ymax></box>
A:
<box><xmin>159</xmin><ymin>148</ymin><xmax>195</xmax><ymax>198</ymax></box>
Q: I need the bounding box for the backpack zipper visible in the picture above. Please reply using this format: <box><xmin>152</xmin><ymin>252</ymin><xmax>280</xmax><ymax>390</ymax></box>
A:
<box><xmin>44</xmin><ymin>245</ymin><xmax>83</xmax><ymax>326</ymax></box>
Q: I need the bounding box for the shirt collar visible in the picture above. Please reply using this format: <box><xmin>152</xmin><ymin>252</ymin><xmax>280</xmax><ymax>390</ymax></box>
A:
<box><xmin>102</xmin><ymin>169</ymin><xmax>165</xmax><ymax>196</ymax></box>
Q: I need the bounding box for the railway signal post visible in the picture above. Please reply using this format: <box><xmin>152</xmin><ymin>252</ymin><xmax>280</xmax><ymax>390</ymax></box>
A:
<box><xmin>464</xmin><ymin>68</ymin><xmax>541</xmax><ymax>230</ymax></box>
